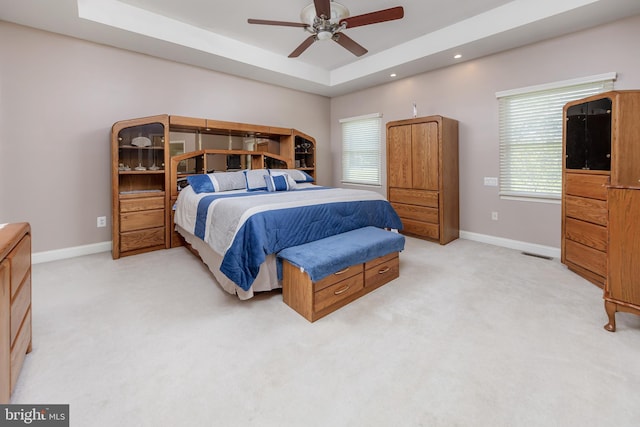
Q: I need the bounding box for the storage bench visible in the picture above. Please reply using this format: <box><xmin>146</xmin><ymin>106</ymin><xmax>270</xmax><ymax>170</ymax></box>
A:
<box><xmin>278</xmin><ymin>226</ymin><xmax>405</xmax><ymax>322</ymax></box>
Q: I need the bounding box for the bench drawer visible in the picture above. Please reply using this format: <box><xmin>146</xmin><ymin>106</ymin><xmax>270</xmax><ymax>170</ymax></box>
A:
<box><xmin>314</xmin><ymin>274</ymin><xmax>364</xmax><ymax>313</ymax></box>
<box><xmin>365</xmin><ymin>255</ymin><xmax>399</xmax><ymax>290</ymax></box>
<box><xmin>314</xmin><ymin>263</ymin><xmax>362</xmax><ymax>292</ymax></box>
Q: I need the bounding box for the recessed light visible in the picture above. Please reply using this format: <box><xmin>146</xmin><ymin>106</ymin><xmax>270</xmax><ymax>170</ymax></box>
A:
<box><xmin>454</xmin><ymin>54</ymin><xmax>462</xmax><ymax>59</ymax></box>
<box><xmin>390</xmin><ymin>73</ymin><xmax>397</xmax><ymax>78</ymax></box>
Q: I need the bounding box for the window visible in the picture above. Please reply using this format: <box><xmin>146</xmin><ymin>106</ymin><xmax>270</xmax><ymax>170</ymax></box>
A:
<box><xmin>340</xmin><ymin>113</ymin><xmax>382</xmax><ymax>186</ymax></box>
<box><xmin>496</xmin><ymin>72</ymin><xmax>615</xmax><ymax>201</ymax></box>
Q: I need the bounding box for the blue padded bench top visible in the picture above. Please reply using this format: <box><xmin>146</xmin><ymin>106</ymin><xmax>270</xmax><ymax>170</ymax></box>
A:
<box><xmin>277</xmin><ymin>226</ymin><xmax>405</xmax><ymax>282</ymax></box>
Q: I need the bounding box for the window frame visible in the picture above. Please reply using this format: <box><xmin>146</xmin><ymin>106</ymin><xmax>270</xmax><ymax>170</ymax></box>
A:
<box><xmin>340</xmin><ymin>112</ymin><xmax>383</xmax><ymax>186</ymax></box>
<box><xmin>496</xmin><ymin>72</ymin><xmax>616</xmax><ymax>202</ymax></box>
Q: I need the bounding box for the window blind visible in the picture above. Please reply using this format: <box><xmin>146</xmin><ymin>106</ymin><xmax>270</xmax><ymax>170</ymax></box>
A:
<box><xmin>340</xmin><ymin>113</ymin><xmax>382</xmax><ymax>186</ymax></box>
<box><xmin>497</xmin><ymin>73</ymin><xmax>615</xmax><ymax>200</ymax></box>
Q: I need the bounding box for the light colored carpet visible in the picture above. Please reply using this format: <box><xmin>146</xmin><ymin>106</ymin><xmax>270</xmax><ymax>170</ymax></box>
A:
<box><xmin>10</xmin><ymin>237</ymin><xmax>640</xmax><ymax>426</ymax></box>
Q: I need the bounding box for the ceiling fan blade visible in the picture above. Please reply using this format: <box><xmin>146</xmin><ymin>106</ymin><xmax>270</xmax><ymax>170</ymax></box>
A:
<box><xmin>340</xmin><ymin>6</ymin><xmax>404</xmax><ymax>29</ymax></box>
<box><xmin>288</xmin><ymin>36</ymin><xmax>317</xmax><ymax>58</ymax></box>
<box><xmin>248</xmin><ymin>19</ymin><xmax>308</xmax><ymax>28</ymax></box>
<box><xmin>333</xmin><ymin>33</ymin><xmax>368</xmax><ymax>57</ymax></box>
<box><xmin>314</xmin><ymin>0</ymin><xmax>331</xmax><ymax>19</ymax></box>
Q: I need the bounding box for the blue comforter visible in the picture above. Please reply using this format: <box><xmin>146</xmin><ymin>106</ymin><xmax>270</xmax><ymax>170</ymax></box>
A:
<box><xmin>183</xmin><ymin>187</ymin><xmax>403</xmax><ymax>291</ymax></box>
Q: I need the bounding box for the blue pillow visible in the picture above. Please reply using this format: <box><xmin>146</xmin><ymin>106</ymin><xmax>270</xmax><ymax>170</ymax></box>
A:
<box><xmin>269</xmin><ymin>169</ymin><xmax>314</xmax><ymax>183</ymax></box>
<box><xmin>186</xmin><ymin>174</ymin><xmax>215</xmax><ymax>193</ymax></box>
<box><xmin>264</xmin><ymin>174</ymin><xmax>293</xmax><ymax>192</ymax></box>
<box><xmin>186</xmin><ymin>171</ymin><xmax>246</xmax><ymax>194</ymax></box>
<box><xmin>244</xmin><ymin>169</ymin><xmax>269</xmax><ymax>191</ymax></box>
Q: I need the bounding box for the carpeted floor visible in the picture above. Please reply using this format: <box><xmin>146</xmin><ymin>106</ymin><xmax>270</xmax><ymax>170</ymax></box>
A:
<box><xmin>10</xmin><ymin>237</ymin><xmax>640</xmax><ymax>426</ymax></box>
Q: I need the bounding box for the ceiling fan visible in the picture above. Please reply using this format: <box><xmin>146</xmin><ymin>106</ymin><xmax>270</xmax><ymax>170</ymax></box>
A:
<box><xmin>248</xmin><ymin>1</ymin><xmax>404</xmax><ymax>58</ymax></box>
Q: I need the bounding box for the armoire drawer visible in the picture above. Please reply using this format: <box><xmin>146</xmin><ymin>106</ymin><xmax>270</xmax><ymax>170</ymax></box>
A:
<box><xmin>6</xmin><ymin>234</ymin><xmax>30</xmax><ymax>298</ymax></box>
<box><xmin>565</xmin><ymin>239</ymin><xmax>606</xmax><ymax>278</ymax></box>
<box><xmin>565</xmin><ymin>195</ymin><xmax>607</xmax><ymax>226</ymax></box>
<box><xmin>401</xmin><ymin>218</ymin><xmax>440</xmax><ymax>240</ymax></box>
<box><xmin>389</xmin><ymin>188</ymin><xmax>439</xmax><ymax>208</ymax></box>
<box><xmin>391</xmin><ymin>203</ymin><xmax>439</xmax><ymax>224</ymax></box>
<box><xmin>120</xmin><ymin>209</ymin><xmax>165</xmax><ymax>232</ymax></box>
<box><xmin>565</xmin><ymin>217</ymin><xmax>607</xmax><ymax>252</ymax></box>
<box><xmin>565</xmin><ymin>173</ymin><xmax>609</xmax><ymax>200</ymax></box>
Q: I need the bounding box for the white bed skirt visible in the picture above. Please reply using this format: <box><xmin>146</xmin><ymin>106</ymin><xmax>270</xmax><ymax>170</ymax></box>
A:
<box><xmin>176</xmin><ymin>225</ymin><xmax>281</xmax><ymax>300</ymax></box>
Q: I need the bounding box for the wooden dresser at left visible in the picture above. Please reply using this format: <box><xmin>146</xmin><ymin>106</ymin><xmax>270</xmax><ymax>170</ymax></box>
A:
<box><xmin>0</xmin><ymin>222</ymin><xmax>32</xmax><ymax>404</ymax></box>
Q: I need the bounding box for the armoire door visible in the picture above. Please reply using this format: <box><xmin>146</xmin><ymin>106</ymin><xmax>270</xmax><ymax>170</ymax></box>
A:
<box><xmin>387</xmin><ymin>125</ymin><xmax>412</xmax><ymax>188</ymax></box>
<box><xmin>411</xmin><ymin>122</ymin><xmax>439</xmax><ymax>190</ymax></box>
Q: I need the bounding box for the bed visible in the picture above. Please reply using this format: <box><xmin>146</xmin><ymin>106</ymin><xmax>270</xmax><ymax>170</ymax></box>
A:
<box><xmin>171</xmin><ymin>150</ymin><xmax>403</xmax><ymax>299</ymax></box>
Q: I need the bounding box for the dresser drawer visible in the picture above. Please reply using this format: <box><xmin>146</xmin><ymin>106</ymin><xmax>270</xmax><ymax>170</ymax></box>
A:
<box><xmin>565</xmin><ymin>239</ymin><xmax>606</xmax><ymax>278</ymax></box>
<box><xmin>313</xmin><ymin>263</ymin><xmax>363</xmax><ymax>292</ymax></box>
<box><xmin>120</xmin><ymin>196</ymin><xmax>165</xmax><ymax>212</ymax></box>
<box><xmin>401</xmin><ymin>218</ymin><xmax>440</xmax><ymax>240</ymax></box>
<box><xmin>389</xmin><ymin>188</ymin><xmax>439</xmax><ymax>208</ymax></box>
<box><xmin>365</xmin><ymin>254</ymin><xmax>399</xmax><ymax>289</ymax></box>
<box><xmin>120</xmin><ymin>227</ymin><xmax>165</xmax><ymax>252</ymax></box>
<box><xmin>10</xmin><ymin>271</ymin><xmax>30</xmax><ymax>345</ymax></box>
<box><xmin>565</xmin><ymin>173</ymin><xmax>609</xmax><ymax>200</ymax></box>
<box><xmin>314</xmin><ymin>274</ymin><xmax>364</xmax><ymax>313</ymax></box>
<box><xmin>565</xmin><ymin>195</ymin><xmax>607</xmax><ymax>226</ymax></box>
<box><xmin>7</xmin><ymin>234</ymin><xmax>30</xmax><ymax>299</ymax></box>
<box><xmin>391</xmin><ymin>203</ymin><xmax>439</xmax><ymax>224</ymax></box>
<box><xmin>10</xmin><ymin>308</ymin><xmax>31</xmax><ymax>392</ymax></box>
<box><xmin>565</xmin><ymin>218</ymin><xmax>607</xmax><ymax>252</ymax></box>
<box><xmin>120</xmin><ymin>209</ymin><xmax>165</xmax><ymax>232</ymax></box>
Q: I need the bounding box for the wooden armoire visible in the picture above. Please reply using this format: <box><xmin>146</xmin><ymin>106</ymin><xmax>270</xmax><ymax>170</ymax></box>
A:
<box><xmin>386</xmin><ymin>115</ymin><xmax>459</xmax><ymax>244</ymax></box>
<box><xmin>561</xmin><ymin>90</ymin><xmax>640</xmax><ymax>331</ymax></box>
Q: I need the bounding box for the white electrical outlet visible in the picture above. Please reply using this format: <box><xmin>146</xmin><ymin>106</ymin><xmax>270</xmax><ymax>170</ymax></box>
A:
<box><xmin>97</xmin><ymin>216</ymin><xmax>107</xmax><ymax>228</ymax></box>
<box><xmin>484</xmin><ymin>177</ymin><xmax>498</xmax><ymax>187</ymax></box>
<box><xmin>491</xmin><ymin>211</ymin><xmax>499</xmax><ymax>221</ymax></box>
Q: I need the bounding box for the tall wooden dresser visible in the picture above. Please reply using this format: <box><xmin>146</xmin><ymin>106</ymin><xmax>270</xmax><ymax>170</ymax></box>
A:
<box><xmin>561</xmin><ymin>90</ymin><xmax>640</xmax><ymax>331</ymax></box>
<box><xmin>386</xmin><ymin>115</ymin><xmax>459</xmax><ymax>244</ymax></box>
<box><xmin>1</xmin><ymin>222</ymin><xmax>32</xmax><ymax>403</ymax></box>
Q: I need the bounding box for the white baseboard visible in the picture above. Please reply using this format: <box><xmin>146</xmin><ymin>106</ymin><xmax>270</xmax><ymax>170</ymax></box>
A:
<box><xmin>31</xmin><ymin>232</ymin><xmax>560</xmax><ymax>265</ymax></box>
<box><xmin>32</xmin><ymin>241</ymin><xmax>112</xmax><ymax>264</ymax></box>
<box><xmin>459</xmin><ymin>231</ymin><xmax>561</xmax><ymax>259</ymax></box>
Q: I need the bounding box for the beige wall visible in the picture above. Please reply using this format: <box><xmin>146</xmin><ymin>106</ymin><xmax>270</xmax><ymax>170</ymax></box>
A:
<box><xmin>2</xmin><ymin>15</ymin><xmax>640</xmax><ymax>254</ymax></box>
<box><xmin>0</xmin><ymin>21</ymin><xmax>331</xmax><ymax>252</ymax></box>
<box><xmin>330</xmin><ymin>14</ymin><xmax>640</xmax><ymax>248</ymax></box>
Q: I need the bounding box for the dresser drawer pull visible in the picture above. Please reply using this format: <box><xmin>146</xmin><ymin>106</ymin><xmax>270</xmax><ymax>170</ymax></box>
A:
<box><xmin>334</xmin><ymin>267</ymin><xmax>350</xmax><ymax>276</ymax></box>
<box><xmin>378</xmin><ymin>266</ymin><xmax>391</xmax><ymax>274</ymax></box>
<box><xmin>334</xmin><ymin>284</ymin><xmax>351</xmax><ymax>295</ymax></box>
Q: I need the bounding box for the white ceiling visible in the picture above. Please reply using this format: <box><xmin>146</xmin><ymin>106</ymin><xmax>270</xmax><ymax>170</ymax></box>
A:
<box><xmin>1</xmin><ymin>0</ymin><xmax>639</xmax><ymax>97</ymax></box>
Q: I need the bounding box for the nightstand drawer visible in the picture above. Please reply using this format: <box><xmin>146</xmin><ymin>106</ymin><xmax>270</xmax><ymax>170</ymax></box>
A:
<box><xmin>120</xmin><ymin>227</ymin><xmax>165</xmax><ymax>252</ymax></box>
<box><xmin>314</xmin><ymin>274</ymin><xmax>364</xmax><ymax>313</ymax></box>
<box><xmin>120</xmin><ymin>209</ymin><xmax>165</xmax><ymax>232</ymax></box>
<box><xmin>120</xmin><ymin>196</ymin><xmax>165</xmax><ymax>212</ymax></box>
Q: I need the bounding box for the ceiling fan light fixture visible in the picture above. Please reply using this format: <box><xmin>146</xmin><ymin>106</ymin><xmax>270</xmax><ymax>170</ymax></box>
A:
<box><xmin>301</xmin><ymin>2</ymin><xmax>349</xmax><ymax>25</ymax></box>
<box><xmin>317</xmin><ymin>30</ymin><xmax>333</xmax><ymax>41</ymax></box>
